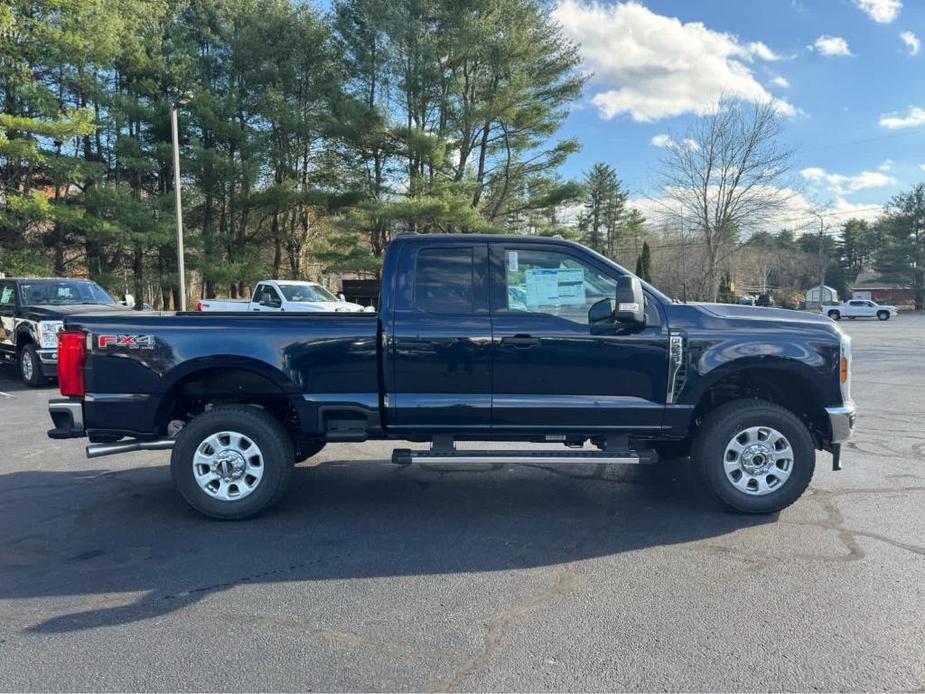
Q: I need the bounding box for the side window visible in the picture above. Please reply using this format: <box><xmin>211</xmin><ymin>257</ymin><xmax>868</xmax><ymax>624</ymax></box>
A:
<box><xmin>0</xmin><ymin>283</ymin><xmax>14</xmax><ymax>307</ymax></box>
<box><xmin>503</xmin><ymin>248</ymin><xmax>617</xmax><ymax>325</ymax></box>
<box><xmin>413</xmin><ymin>248</ymin><xmax>474</xmax><ymax>315</ymax></box>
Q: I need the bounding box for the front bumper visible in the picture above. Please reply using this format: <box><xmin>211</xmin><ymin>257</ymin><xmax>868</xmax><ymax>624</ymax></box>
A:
<box><xmin>825</xmin><ymin>401</ymin><xmax>856</xmax><ymax>444</ymax></box>
<box><xmin>37</xmin><ymin>348</ymin><xmax>58</xmax><ymax>378</ymax></box>
<box><xmin>47</xmin><ymin>398</ymin><xmax>86</xmax><ymax>439</ymax></box>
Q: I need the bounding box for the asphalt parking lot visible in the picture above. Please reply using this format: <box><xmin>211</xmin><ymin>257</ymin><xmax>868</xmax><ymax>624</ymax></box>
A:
<box><xmin>1</xmin><ymin>315</ymin><xmax>923</xmax><ymax>692</ymax></box>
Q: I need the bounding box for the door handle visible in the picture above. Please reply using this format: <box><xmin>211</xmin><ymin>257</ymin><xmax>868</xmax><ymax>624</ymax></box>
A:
<box><xmin>502</xmin><ymin>334</ymin><xmax>540</xmax><ymax>348</ymax></box>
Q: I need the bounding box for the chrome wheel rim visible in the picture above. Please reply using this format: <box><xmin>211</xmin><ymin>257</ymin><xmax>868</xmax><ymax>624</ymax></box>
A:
<box><xmin>723</xmin><ymin>426</ymin><xmax>793</xmax><ymax>496</ymax></box>
<box><xmin>192</xmin><ymin>431</ymin><xmax>264</xmax><ymax>501</ymax></box>
<box><xmin>20</xmin><ymin>353</ymin><xmax>34</xmax><ymax>381</ymax></box>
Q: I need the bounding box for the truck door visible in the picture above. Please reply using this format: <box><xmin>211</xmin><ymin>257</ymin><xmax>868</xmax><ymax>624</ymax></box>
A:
<box><xmin>252</xmin><ymin>283</ymin><xmax>283</xmax><ymax>312</ymax></box>
<box><xmin>489</xmin><ymin>243</ymin><xmax>668</xmax><ymax>432</ymax></box>
<box><xmin>386</xmin><ymin>243</ymin><xmax>492</xmax><ymax>430</ymax></box>
<box><xmin>847</xmin><ymin>300</ymin><xmax>867</xmax><ymax>317</ymax></box>
<box><xmin>0</xmin><ymin>281</ymin><xmax>16</xmax><ymax>359</ymax></box>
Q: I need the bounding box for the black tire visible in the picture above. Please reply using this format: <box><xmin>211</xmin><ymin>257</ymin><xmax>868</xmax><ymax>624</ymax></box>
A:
<box><xmin>692</xmin><ymin>399</ymin><xmax>815</xmax><ymax>514</ymax></box>
<box><xmin>877</xmin><ymin>310</ymin><xmax>889</xmax><ymax>321</ymax></box>
<box><xmin>295</xmin><ymin>440</ymin><xmax>326</xmax><ymax>463</ymax></box>
<box><xmin>18</xmin><ymin>344</ymin><xmax>44</xmax><ymax>387</ymax></box>
<box><xmin>171</xmin><ymin>405</ymin><xmax>295</xmax><ymax>520</ymax></box>
<box><xmin>827</xmin><ymin>310</ymin><xmax>840</xmax><ymax>321</ymax></box>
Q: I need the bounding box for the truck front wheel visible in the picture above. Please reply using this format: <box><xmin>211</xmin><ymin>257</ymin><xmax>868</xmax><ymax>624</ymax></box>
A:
<box><xmin>171</xmin><ymin>406</ymin><xmax>295</xmax><ymax>520</ymax></box>
<box><xmin>18</xmin><ymin>344</ymin><xmax>44</xmax><ymax>387</ymax></box>
<box><xmin>692</xmin><ymin>399</ymin><xmax>815</xmax><ymax>514</ymax></box>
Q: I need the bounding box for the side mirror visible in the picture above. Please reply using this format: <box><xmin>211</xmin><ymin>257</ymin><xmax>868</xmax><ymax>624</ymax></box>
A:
<box><xmin>613</xmin><ymin>275</ymin><xmax>646</xmax><ymax>327</ymax></box>
<box><xmin>588</xmin><ymin>298</ymin><xmax>615</xmax><ymax>324</ymax></box>
<box><xmin>338</xmin><ymin>293</ymin><xmax>346</xmax><ymax>302</ymax></box>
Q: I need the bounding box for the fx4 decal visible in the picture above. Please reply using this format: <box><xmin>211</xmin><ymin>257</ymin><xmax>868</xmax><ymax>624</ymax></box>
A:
<box><xmin>98</xmin><ymin>334</ymin><xmax>155</xmax><ymax>350</ymax></box>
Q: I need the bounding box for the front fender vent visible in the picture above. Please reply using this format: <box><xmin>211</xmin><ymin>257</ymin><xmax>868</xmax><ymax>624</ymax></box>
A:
<box><xmin>667</xmin><ymin>333</ymin><xmax>687</xmax><ymax>404</ymax></box>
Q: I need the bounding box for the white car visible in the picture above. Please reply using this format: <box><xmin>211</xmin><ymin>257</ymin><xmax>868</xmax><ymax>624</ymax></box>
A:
<box><xmin>197</xmin><ymin>280</ymin><xmax>373</xmax><ymax>313</ymax></box>
<box><xmin>822</xmin><ymin>299</ymin><xmax>898</xmax><ymax>321</ymax></box>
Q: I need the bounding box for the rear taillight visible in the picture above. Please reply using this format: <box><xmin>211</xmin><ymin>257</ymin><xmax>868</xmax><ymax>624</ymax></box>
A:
<box><xmin>197</xmin><ymin>301</ymin><xmax>206</xmax><ymax>311</ymax></box>
<box><xmin>58</xmin><ymin>331</ymin><xmax>87</xmax><ymax>397</ymax></box>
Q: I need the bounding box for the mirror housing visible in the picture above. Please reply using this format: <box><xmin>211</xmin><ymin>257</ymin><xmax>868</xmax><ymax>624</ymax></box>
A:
<box><xmin>338</xmin><ymin>292</ymin><xmax>347</xmax><ymax>302</ymax></box>
<box><xmin>613</xmin><ymin>275</ymin><xmax>646</xmax><ymax>327</ymax></box>
<box><xmin>588</xmin><ymin>298</ymin><xmax>615</xmax><ymax>324</ymax></box>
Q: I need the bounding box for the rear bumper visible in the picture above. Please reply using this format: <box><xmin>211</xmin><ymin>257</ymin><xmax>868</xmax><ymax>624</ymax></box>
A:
<box><xmin>47</xmin><ymin>398</ymin><xmax>86</xmax><ymax>439</ymax></box>
<box><xmin>825</xmin><ymin>401</ymin><xmax>856</xmax><ymax>444</ymax></box>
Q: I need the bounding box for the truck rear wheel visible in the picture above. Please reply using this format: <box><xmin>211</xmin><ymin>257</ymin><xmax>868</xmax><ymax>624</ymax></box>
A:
<box><xmin>171</xmin><ymin>405</ymin><xmax>295</xmax><ymax>520</ymax></box>
<box><xmin>692</xmin><ymin>399</ymin><xmax>815</xmax><ymax>514</ymax></box>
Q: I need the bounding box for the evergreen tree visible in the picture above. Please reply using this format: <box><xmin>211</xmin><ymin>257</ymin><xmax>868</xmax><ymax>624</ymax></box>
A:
<box><xmin>634</xmin><ymin>241</ymin><xmax>652</xmax><ymax>282</ymax></box>
<box><xmin>580</xmin><ymin>162</ymin><xmax>627</xmax><ymax>256</ymax></box>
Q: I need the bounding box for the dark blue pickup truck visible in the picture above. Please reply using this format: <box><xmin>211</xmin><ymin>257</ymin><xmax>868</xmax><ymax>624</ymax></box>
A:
<box><xmin>47</xmin><ymin>235</ymin><xmax>855</xmax><ymax>519</ymax></box>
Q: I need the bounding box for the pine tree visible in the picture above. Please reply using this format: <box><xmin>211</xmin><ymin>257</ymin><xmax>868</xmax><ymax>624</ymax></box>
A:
<box><xmin>634</xmin><ymin>241</ymin><xmax>652</xmax><ymax>282</ymax></box>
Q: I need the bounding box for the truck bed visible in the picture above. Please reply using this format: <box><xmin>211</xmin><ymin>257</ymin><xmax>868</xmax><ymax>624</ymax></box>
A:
<box><xmin>63</xmin><ymin>311</ymin><xmax>381</xmax><ymax>440</ymax></box>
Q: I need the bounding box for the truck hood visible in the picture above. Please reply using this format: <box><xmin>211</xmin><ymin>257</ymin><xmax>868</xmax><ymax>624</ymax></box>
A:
<box><xmin>23</xmin><ymin>303</ymin><xmax>129</xmax><ymax>319</ymax></box>
<box><xmin>693</xmin><ymin>303</ymin><xmax>838</xmax><ymax>328</ymax></box>
<box><xmin>289</xmin><ymin>300</ymin><xmax>368</xmax><ymax>312</ymax></box>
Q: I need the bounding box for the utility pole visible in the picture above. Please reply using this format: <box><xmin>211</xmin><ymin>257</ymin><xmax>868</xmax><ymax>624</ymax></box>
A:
<box><xmin>170</xmin><ymin>101</ymin><xmax>187</xmax><ymax>311</ymax></box>
<box><xmin>812</xmin><ymin>210</ymin><xmax>827</xmax><ymax>307</ymax></box>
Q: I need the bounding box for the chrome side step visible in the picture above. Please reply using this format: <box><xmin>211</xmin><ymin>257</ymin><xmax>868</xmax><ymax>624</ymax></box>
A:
<box><xmin>86</xmin><ymin>439</ymin><xmax>175</xmax><ymax>459</ymax></box>
<box><xmin>391</xmin><ymin>448</ymin><xmax>655</xmax><ymax>466</ymax></box>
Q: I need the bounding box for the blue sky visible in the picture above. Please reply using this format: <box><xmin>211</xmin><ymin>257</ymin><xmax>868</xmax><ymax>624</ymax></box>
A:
<box><xmin>553</xmin><ymin>0</ymin><xmax>925</xmax><ymax>226</ymax></box>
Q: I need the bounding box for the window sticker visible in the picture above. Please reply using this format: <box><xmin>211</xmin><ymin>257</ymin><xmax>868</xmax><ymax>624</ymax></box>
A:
<box><xmin>524</xmin><ymin>268</ymin><xmax>586</xmax><ymax>308</ymax></box>
<box><xmin>0</xmin><ymin>287</ymin><xmax>12</xmax><ymax>304</ymax></box>
<box><xmin>507</xmin><ymin>250</ymin><xmax>518</xmax><ymax>272</ymax></box>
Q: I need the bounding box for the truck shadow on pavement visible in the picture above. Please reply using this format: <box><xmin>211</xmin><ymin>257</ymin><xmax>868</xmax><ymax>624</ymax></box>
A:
<box><xmin>0</xmin><ymin>363</ymin><xmax>55</xmax><ymax>394</ymax></box>
<box><xmin>0</xmin><ymin>459</ymin><xmax>773</xmax><ymax>634</ymax></box>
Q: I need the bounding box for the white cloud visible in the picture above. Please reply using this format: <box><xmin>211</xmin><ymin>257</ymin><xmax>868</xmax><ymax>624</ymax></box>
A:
<box><xmin>630</xmin><ymin>190</ymin><xmax>883</xmax><ymax>234</ymax></box>
<box><xmin>900</xmin><ymin>31</ymin><xmax>920</xmax><ymax>55</ymax></box>
<box><xmin>920</xmin><ymin>164</ymin><xmax>925</xmax><ymax>172</ymax></box>
<box><xmin>650</xmin><ymin>134</ymin><xmax>673</xmax><ymax>147</ymax></box>
<box><xmin>748</xmin><ymin>42</ymin><xmax>780</xmax><ymax>61</ymax></box>
<box><xmin>650</xmin><ymin>134</ymin><xmax>701</xmax><ymax>151</ymax></box>
<box><xmin>877</xmin><ymin>159</ymin><xmax>893</xmax><ymax>172</ymax></box>
<box><xmin>813</xmin><ymin>35</ymin><xmax>852</xmax><ymax>56</ymax></box>
<box><xmin>854</xmin><ymin>0</ymin><xmax>902</xmax><ymax>23</ymax></box>
<box><xmin>829</xmin><ymin>198</ymin><xmax>884</xmax><ymax>223</ymax></box>
<box><xmin>879</xmin><ymin>105</ymin><xmax>925</xmax><ymax>129</ymax></box>
<box><xmin>770</xmin><ymin>76</ymin><xmax>790</xmax><ymax>88</ymax></box>
<box><xmin>551</xmin><ymin>0</ymin><xmax>795</xmax><ymax>122</ymax></box>
<box><xmin>800</xmin><ymin>166</ymin><xmax>897</xmax><ymax>195</ymax></box>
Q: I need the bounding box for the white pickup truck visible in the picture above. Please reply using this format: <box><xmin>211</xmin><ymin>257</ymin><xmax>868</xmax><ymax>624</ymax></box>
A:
<box><xmin>196</xmin><ymin>280</ymin><xmax>372</xmax><ymax>313</ymax></box>
<box><xmin>822</xmin><ymin>299</ymin><xmax>898</xmax><ymax>321</ymax></box>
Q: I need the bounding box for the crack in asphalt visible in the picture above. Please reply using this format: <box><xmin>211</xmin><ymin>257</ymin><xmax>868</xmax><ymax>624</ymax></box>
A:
<box><xmin>428</xmin><ymin>564</ymin><xmax>580</xmax><ymax>693</ymax></box>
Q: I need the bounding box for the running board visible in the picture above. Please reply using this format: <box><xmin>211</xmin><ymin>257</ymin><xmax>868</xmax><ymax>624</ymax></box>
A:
<box><xmin>391</xmin><ymin>448</ymin><xmax>656</xmax><ymax>466</ymax></box>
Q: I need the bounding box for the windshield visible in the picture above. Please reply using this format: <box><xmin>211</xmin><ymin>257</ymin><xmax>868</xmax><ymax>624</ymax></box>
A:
<box><xmin>277</xmin><ymin>283</ymin><xmax>338</xmax><ymax>303</ymax></box>
<box><xmin>20</xmin><ymin>281</ymin><xmax>116</xmax><ymax>306</ymax></box>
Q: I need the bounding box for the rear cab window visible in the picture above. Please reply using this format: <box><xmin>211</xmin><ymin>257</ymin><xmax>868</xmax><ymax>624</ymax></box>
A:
<box><xmin>412</xmin><ymin>246</ymin><xmax>488</xmax><ymax>315</ymax></box>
